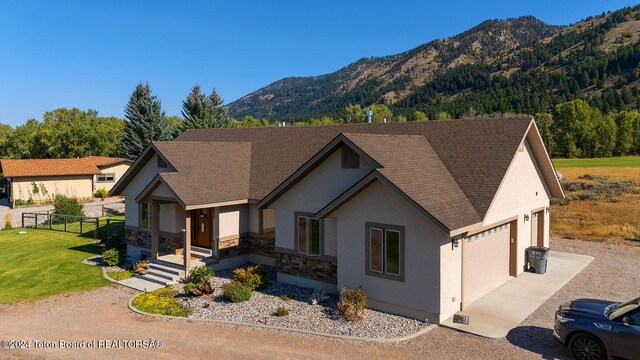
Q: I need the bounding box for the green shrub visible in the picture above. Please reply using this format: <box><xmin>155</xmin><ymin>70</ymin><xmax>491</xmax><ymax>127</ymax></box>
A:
<box><xmin>133</xmin><ymin>260</ymin><xmax>149</xmax><ymax>274</ymax></box>
<box><xmin>183</xmin><ymin>282</ymin><xmax>196</xmax><ymax>296</ymax></box>
<box><xmin>336</xmin><ymin>287</ymin><xmax>367</xmax><ymax>322</ymax></box>
<box><xmin>187</xmin><ymin>266</ymin><xmax>214</xmax><ymax>296</ymax></box>
<box><xmin>103</xmin><ymin>236</ymin><xmax>121</xmax><ymax>250</ymax></box>
<box><xmin>275</xmin><ymin>306</ymin><xmax>289</xmax><ymax>317</ymax></box>
<box><xmin>107</xmin><ymin>270</ymin><xmax>133</xmax><ymax>281</ymax></box>
<box><xmin>4</xmin><ymin>213</ymin><xmax>12</xmax><ymax>230</ymax></box>
<box><xmin>52</xmin><ymin>195</ymin><xmax>85</xmax><ymax>223</ymax></box>
<box><xmin>232</xmin><ymin>265</ymin><xmax>266</xmax><ymax>290</ymax></box>
<box><xmin>131</xmin><ymin>287</ymin><xmax>192</xmax><ymax>317</ymax></box>
<box><xmin>222</xmin><ymin>282</ymin><xmax>252</xmax><ymax>303</ymax></box>
<box><xmin>102</xmin><ymin>248</ymin><xmax>121</xmax><ymax>266</ymax></box>
<box><xmin>203</xmin><ymin>303</ymin><xmax>210</xmax><ymax>309</ymax></box>
<box><xmin>94</xmin><ymin>188</ymin><xmax>109</xmax><ymax>199</ymax></box>
<box><xmin>279</xmin><ymin>294</ymin><xmax>293</xmax><ymax>301</ymax></box>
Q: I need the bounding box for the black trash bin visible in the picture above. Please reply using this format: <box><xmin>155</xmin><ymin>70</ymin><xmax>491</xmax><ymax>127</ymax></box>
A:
<box><xmin>526</xmin><ymin>246</ymin><xmax>549</xmax><ymax>274</ymax></box>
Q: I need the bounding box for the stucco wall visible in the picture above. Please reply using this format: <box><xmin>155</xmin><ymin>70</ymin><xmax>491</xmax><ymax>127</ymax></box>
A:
<box><xmin>121</xmin><ymin>154</ymin><xmax>175</xmax><ymax>227</ymax></box>
<box><xmin>332</xmin><ymin>181</ymin><xmax>448</xmax><ymax>323</ymax></box>
<box><xmin>95</xmin><ymin>163</ymin><xmax>130</xmax><ymax>192</ymax></box>
<box><xmin>483</xmin><ymin>140</ymin><xmax>551</xmax><ymax>274</ymax></box>
<box><xmin>11</xmin><ymin>175</ymin><xmax>93</xmax><ymax>201</ymax></box>
<box><xmin>272</xmin><ymin>147</ymin><xmax>373</xmax><ymax>252</ymax></box>
<box><xmin>218</xmin><ymin>204</ymin><xmax>249</xmax><ymax>238</ymax></box>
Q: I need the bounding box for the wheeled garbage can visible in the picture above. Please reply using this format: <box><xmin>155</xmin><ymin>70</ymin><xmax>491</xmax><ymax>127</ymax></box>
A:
<box><xmin>526</xmin><ymin>246</ymin><xmax>549</xmax><ymax>274</ymax></box>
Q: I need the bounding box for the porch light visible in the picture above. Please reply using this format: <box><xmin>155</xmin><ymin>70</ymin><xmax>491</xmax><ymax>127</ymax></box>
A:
<box><xmin>524</xmin><ymin>214</ymin><xmax>530</xmax><ymax>222</ymax></box>
<box><xmin>451</xmin><ymin>238</ymin><xmax>460</xmax><ymax>248</ymax></box>
<box><xmin>546</xmin><ymin>206</ymin><xmax>550</xmax><ymax>214</ymax></box>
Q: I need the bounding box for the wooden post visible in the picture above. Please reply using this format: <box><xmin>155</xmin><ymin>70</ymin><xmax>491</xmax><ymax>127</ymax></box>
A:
<box><xmin>35</xmin><ymin>214</ymin><xmax>38</xmax><ymax>229</ymax></box>
<box><xmin>49</xmin><ymin>214</ymin><xmax>52</xmax><ymax>230</ymax></box>
<box><xmin>21</xmin><ymin>213</ymin><xmax>24</xmax><ymax>228</ymax></box>
<box><xmin>101</xmin><ymin>204</ymin><xmax>105</xmax><ymax>218</ymax></box>
<box><xmin>80</xmin><ymin>218</ymin><xmax>83</xmax><ymax>235</ymax></box>
<box><xmin>106</xmin><ymin>218</ymin><xmax>110</xmax><ymax>238</ymax></box>
<box><xmin>151</xmin><ymin>201</ymin><xmax>160</xmax><ymax>261</ymax></box>
<box><xmin>64</xmin><ymin>216</ymin><xmax>67</xmax><ymax>232</ymax></box>
<box><xmin>184</xmin><ymin>210</ymin><xmax>191</xmax><ymax>271</ymax></box>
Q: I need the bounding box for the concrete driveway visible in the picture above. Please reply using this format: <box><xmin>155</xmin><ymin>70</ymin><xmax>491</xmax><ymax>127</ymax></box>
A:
<box><xmin>442</xmin><ymin>251</ymin><xmax>594</xmax><ymax>338</ymax></box>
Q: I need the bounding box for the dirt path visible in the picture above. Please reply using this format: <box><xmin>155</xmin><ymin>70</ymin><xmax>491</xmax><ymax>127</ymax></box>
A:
<box><xmin>1</xmin><ymin>237</ymin><xmax>638</xmax><ymax>360</ymax></box>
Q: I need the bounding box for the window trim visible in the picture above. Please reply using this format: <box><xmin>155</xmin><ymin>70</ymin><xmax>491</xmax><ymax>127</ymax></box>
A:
<box><xmin>97</xmin><ymin>173</ymin><xmax>115</xmax><ymax>183</ymax></box>
<box><xmin>139</xmin><ymin>202</ymin><xmax>150</xmax><ymax>230</ymax></box>
<box><xmin>294</xmin><ymin>211</ymin><xmax>322</xmax><ymax>256</ymax></box>
<box><xmin>365</xmin><ymin>222</ymin><xmax>405</xmax><ymax>281</ymax></box>
<box><xmin>341</xmin><ymin>146</ymin><xmax>360</xmax><ymax>169</ymax></box>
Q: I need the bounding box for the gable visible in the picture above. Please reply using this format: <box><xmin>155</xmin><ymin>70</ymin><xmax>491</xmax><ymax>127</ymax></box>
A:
<box><xmin>269</xmin><ymin>145</ymin><xmax>374</xmax><ymax>213</ymax></box>
<box><xmin>483</xmin><ymin>139</ymin><xmax>550</xmax><ymax>225</ymax></box>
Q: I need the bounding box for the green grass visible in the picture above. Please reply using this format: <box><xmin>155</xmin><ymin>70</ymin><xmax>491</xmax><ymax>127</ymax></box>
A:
<box><xmin>131</xmin><ymin>287</ymin><xmax>192</xmax><ymax>317</ymax></box>
<box><xmin>553</xmin><ymin>156</ymin><xmax>640</xmax><ymax>168</ymax></box>
<box><xmin>29</xmin><ymin>215</ymin><xmax>125</xmax><ymax>240</ymax></box>
<box><xmin>107</xmin><ymin>270</ymin><xmax>133</xmax><ymax>281</ymax></box>
<box><xmin>0</xmin><ymin>229</ymin><xmax>108</xmax><ymax>303</ymax></box>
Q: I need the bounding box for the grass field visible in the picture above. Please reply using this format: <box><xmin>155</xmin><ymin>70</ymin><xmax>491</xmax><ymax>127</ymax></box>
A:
<box><xmin>0</xmin><ymin>229</ymin><xmax>108</xmax><ymax>303</ymax></box>
<box><xmin>550</xmin><ymin>156</ymin><xmax>640</xmax><ymax>245</ymax></box>
<box><xmin>27</xmin><ymin>215</ymin><xmax>125</xmax><ymax>240</ymax></box>
<box><xmin>552</xmin><ymin>156</ymin><xmax>640</xmax><ymax>168</ymax></box>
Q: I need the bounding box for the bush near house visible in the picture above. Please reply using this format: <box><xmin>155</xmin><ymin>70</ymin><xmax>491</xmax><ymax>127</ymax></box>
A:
<box><xmin>186</xmin><ymin>266</ymin><xmax>214</xmax><ymax>296</ymax></box>
<box><xmin>222</xmin><ymin>282</ymin><xmax>252</xmax><ymax>303</ymax></box>
<box><xmin>132</xmin><ymin>287</ymin><xmax>192</xmax><ymax>317</ymax></box>
<box><xmin>336</xmin><ymin>287</ymin><xmax>367</xmax><ymax>322</ymax></box>
<box><xmin>52</xmin><ymin>195</ymin><xmax>85</xmax><ymax>223</ymax></box>
<box><xmin>232</xmin><ymin>265</ymin><xmax>266</xmax><ymax>290</ymax></box>
<box><xmin>107</xmin><ymin>270</ymin><xmax>133</xmax><ymax>281</ymax></box>
<box><xmin>101</xmin><ymin>248</ymin><xmax>121</xmax><ymax>266</ymax></box>
<box><xmin>94</xmin><ymin>188</ymin><xmax>109</xmax><ymax>199</ymax></box>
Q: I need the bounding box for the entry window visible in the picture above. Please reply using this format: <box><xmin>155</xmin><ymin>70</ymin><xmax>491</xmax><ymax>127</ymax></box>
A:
<box><xmin>341</xmin><ymin>146</ymin><xmax>360</xmax><ymax>168</ymax></box>
<box><xmin>366</xmin><ymin>223</ymin><xmax>404</xmax><ymax>280</ymax></box>
<box><xmin>297</xmin><ymin>215</ymin><xmax>321</xmax><ymax>256</ymax></box>
<box><xmin>140</xmin><ymin>203</ymin><xmax>150</xmax><ymax>229</ymax></box>
<box><xmin>97</xmin><ymin>173</ymin><xmax>115</xmax><ymax>183</ymax></box>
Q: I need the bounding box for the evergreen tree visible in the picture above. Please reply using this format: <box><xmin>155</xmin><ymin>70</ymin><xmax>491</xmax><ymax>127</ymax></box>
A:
<box><xmin>179</xmin><ymin>85</ymin><xmax>229</xmax><ymax>132</ymax></box>
<box><xmin>122</xmin><ymin>83</ymin><xmax>173</xmax><ymax>160</ymax></box>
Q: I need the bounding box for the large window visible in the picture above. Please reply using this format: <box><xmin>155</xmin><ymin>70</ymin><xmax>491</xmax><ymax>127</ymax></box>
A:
<box><xmin>140</xmin><ymin>203</ymin><xmax>150</xmax><ymax>229</ymax></box>
<box><xmin>297</xmin><ymin>214</ymin><xmax>321</xmax><ymax>256</ymax></box>
<box><xmin>97</xmin><ymin>173</ymin><xmax>115</xmax><ymax>183</ymax></box>
<box><xmin>366</xmin><ymin>223</ymin><xmax>404</xmax><ymax>281</ymax></box>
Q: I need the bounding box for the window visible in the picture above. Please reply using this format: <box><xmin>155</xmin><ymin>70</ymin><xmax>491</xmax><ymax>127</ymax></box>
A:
<box><xmin>366</xmin><ymin>223</ymin><xmax>404</xmax><ymax>280</ymax></box>
<box><xmin>140</xmin><ymin>203</ymin><xmax>150</xmax><ymax>229</ymax></box>
<box><xmin>296</xmin><ymin>214</ymin><xmax>321</xmax><ymax>256</ymax></box>
<box><xmin>157</xmin><ymin>156</ymin><xmax>167</xmax><ymax>168</ymax></box>
<box><xmin>341</xmin><ymin>146</ymin><xmax>359</xmax><ymax>169</ymax></box>
<box><xmin>97</xmin><ymin>173</ymin><xmax>115</xmax><ymax>183</ymax></box>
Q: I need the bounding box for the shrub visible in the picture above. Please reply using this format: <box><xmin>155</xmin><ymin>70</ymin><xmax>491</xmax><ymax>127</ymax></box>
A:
<box><xmin>187</xmin><ymin>266</ymin><xmax>214</xmax><ymax>296</ymax></box>
<box><xmin>336</xmin><ymin>287</ymin><xmax>367</xmax><ymax>322</ymax></box>
<box><xmin>94</xmin><ymin>188</ymin><xmax>109</xmax><ymax>199</ymax></box>
<box><xmin>102</xmin><ymin>248</ymin><xmax>121</xmax><ymax>266</ymax></box>
<box><xmin>133</xmin><ymin>260</ymin><xmax>149</xmax><ymax>274</ymax></box>
<box><xmin>107</xmin><ymin>270</ymin><xmax>133</xmax><ymax>281</ymax></box>
<box><xmin>275</xmin><ymin>306</ymin><xmax>289</xmax><ymax>317</ymax></box>
<box><xmin>52</xmin><ymin>195</ymin><xmax>84</xmax><ymax>223</ymax></box>
<box><xmin>222</xmin><ymin>282</ymin><xmax>252</xmax><ymax>303</ymax></box>
<box><xmin>279</xmin><ymin>294</ymin><xmax>293</xmax><ymax>301</ymax></box>
<box><xmin>131</xmin><ymin>286</ymin><xmax>192</xmax><ymax>317</ymax></box>
<box><xmin>203</xmin><ymin>303</ymin><xmax>210</xmax><ymax>309</ymax></box>
<box><xmin>183</xmin><ymin>282</ymin><xmax>196</xmax><ymax>296</ymax></box>
<box><xmin>232</xmin><ymin>265</ymin><xmax>266</xmax><ymax>290</ymax></box>
<box><xmin>103</xmin><ymin>236</ymin><xmax>121</xmax><ymax>250</ymax></box>
<box><xmin>4</xmin><ymin>213</ymin><xmax>12</xmax><ymax>230</ymax></box>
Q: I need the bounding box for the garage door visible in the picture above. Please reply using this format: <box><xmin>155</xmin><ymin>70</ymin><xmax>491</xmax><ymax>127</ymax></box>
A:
<box><xmin>462</xmin><ymin>223</ymin><xmax>511</xmax><ymax>307</ymax></box>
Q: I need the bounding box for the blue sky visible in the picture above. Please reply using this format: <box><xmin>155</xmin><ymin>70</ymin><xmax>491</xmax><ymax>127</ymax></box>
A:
<box><xmin>0</xmin><ymin>0</ymin><xmax>637</xmax><ymax>126</ymax></box>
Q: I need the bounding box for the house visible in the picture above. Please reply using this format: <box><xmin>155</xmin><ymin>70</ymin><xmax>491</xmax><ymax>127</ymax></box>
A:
<box><xmin>110</xmin><ymin>117</ymin><xmax>563</xmax><ymax>324</ymax></box>
<box><xmin>2</xmin><ymin>156</ymin><xmax>132</xmax><ymax>206</ymax></box>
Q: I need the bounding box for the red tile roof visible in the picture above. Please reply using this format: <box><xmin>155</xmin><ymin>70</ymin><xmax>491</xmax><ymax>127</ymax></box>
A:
<box><xmin>1</xmin><ymin>157</ymin><xmax>130</xmax><ymax>177</ymax></box>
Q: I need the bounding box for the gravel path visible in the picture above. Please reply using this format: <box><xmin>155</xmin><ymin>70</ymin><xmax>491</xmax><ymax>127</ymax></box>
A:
<box><xmin>0</xmin><ymin>237</ymin><xmax>638</xmax><ymax>359</ymax></box>
<box><xmin>176</xmin><ymin>265</ymin><xmax>428</xmax><ymax>339</ymax></box>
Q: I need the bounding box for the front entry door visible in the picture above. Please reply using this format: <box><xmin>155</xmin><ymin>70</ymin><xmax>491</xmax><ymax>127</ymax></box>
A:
<box><xmin>192</xmin><ymin>209</ymin><xmax>211</xmax><ymax>248</ymax></box>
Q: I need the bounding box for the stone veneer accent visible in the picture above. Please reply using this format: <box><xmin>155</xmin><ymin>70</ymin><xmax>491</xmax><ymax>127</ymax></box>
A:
<box><xmin>275</xmin><ymin>252</ymin><xmax>337</xmax><ymax>284</ymax></box>
<box><xmin>218</xmin><ymin>235</ymin><xmax>251</xmax><ymax>258</ymax></box>
<box><xmin>125</xmin><ymin>228</ymin><xmax>184</xmax><ymax>254</ymax></box>
<box><xmin>248</xmin><ymin>233</ymin><xmax>276</xmax><ymax>257</ymax></box>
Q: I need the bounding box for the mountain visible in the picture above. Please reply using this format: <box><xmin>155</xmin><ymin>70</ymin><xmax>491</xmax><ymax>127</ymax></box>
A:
<box><xmin>228</xmin><ymin>5</ymin><xmax>640</xmax><ymax>120</ymax></box>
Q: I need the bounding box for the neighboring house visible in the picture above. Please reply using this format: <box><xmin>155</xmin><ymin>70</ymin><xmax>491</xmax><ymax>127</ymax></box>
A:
<box><xmin>111</xmin><ymin>117</ymin><xmax>563</xmax><ymax>324</ymax></box>
<box><xmin>2</xmin><ymin>156</ymin><xmax>131</xmax><ymax>206</ymax></box>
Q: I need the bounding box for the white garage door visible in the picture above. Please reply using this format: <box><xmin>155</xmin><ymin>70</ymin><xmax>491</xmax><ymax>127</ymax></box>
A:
<box><xmin>462</xmin><ymin>223</ymin><xmax>511</xmax><ymax>307</ymax></box>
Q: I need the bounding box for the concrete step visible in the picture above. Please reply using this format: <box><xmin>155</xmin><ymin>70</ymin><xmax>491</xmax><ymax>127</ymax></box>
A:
<box><xmin>190</xmin><ymin>245</ymin><xmax>213</xmax><ymax>256</ymax></box>
<box><xmin>148</xmin><ymin>262</ymin><xmax>185</xmax><ymax>277</ymax></box>
<box><xmin>136</xmin><ymin>273</ymin><xmax>173</xmax><ymax>286</ymax></box>
<box><xmin>145</xmin><ymin>269</ymin><xmax>177</xmax><ymax>281</ymax></box>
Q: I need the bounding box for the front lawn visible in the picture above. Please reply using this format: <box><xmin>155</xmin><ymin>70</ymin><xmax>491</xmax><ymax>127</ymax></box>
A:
<box><xmin>552</xmin><ymin>156</ymin><xmax>640</xmax><ymax>168</ymax></box>
<box><xmin>0</xmin><ymin>229</ymin><xmax>108</xmax><ymax>303</ymax></box>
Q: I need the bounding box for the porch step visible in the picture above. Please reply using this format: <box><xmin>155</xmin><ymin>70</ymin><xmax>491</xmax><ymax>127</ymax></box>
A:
<box><xmin>147</xmin><ymin>262</ymin><xmax>185</xmax><ymax>278</ymax></box>
<box><xmin>136</xmin><ymin>273</ymin><xmax>173</xmax><ymax>286</ymax></box>
<box><xmin>190</xmin><ymin>246</ymin><xmax>212</xmax><ymax>259</ymax></box>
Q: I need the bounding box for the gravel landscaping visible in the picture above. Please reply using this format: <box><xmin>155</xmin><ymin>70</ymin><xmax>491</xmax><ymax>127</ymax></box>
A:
<box><xmin>173</xmin><ymin>264</ymin><xmax>429</xmax><ymax>339</ymax></box>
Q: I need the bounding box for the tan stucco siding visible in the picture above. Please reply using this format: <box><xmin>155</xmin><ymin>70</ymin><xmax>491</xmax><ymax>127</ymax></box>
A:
<box><xmin>218</xmin><ymin>204</ymin><xmax>249</xmax><ymax>238</ymax></box>
<box><xmin>159</xmin><ymin>203</ymin><xmax>184</xmax><ymax>234</ymax></box>
<box><xmin>11</xmin><ymin>176</ymin><xmax>93</xmax><ymax>201</ymax></box>
<box><xmin>272</xmin><ymin>147</ymin><xmax>373</xmax><ymax>253</ymax></box>
<box><xmin>439</xmin><ymin>233</ymin><xmax>462</xmax><ymax>321</ymax></box>
<box><xmin>483</xmin><ymin>140</ymin><xmax>551</xmax><ymax>274</ymax></box>
<box><xmin>121</xmin><ymin>154</ymin><xmax>173</xmax><ymax>227</ymax></box>
<box><xmin>332</xmin><ymin>181</ymin><xmax>448</xmax><ymax>323</ymax></box>
<box><xmin>150</xmin><ymin>182</ymin><xmax>175</xmax><ymax>199</ymax></box>
<box><xmin>95</xmin><ymin>163</ymin><xmax>130</xmax><ymax>192</ymax></box>
<box><xmin>263</xmin><ymin>209</ymin><xmax>275</xmax><ymax>230</ymax></box>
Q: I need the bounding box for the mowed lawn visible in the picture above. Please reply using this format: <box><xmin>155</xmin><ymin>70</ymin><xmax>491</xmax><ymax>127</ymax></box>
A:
<box><xmin>551</xmin><ymin>156</ymin><xmax>640</xmax><ymax>244</ymax></box>
<box><xmin>0</xmin><ymin>229</ymin><xmax>108</xmax><ymax>303</ymax></box>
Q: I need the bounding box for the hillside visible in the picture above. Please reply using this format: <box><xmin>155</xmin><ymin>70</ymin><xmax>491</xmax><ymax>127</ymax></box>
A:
<box><xmin>228</xmin><ymin>5</ymin><xmax>640</xmax><ymax>120</ymax></box>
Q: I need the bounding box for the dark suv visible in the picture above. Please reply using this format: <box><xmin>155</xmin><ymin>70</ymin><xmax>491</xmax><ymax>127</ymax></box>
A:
<box><xmin>554</xmin><ymin>297</ymin><xmax>640</xmax><ymax>360</ymax></box>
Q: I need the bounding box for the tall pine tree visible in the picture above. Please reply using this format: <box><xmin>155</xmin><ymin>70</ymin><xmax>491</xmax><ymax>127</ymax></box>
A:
<box><xmin>122</xmin><ymin>83</ymin><xmax>173</xmax><ymax>160</ymax></box>
<box><xmin>179</xmin><ymin>85</ymin><xmax>230</xmax><ymax>132</ymax></box>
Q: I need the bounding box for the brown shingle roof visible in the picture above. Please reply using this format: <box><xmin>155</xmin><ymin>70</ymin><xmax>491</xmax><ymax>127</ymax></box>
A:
<box><xmin>1</xmin><ymin>157</ymin><xmax>129</xmax><ymax>178</ymax></box>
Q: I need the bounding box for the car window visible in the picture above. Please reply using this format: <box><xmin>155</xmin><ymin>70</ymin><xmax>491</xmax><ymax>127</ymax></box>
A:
<box><xmin>628</xmin><ymin>309</ymin><xmax>640</xmax><ymax>325</ymax></box>
<box><xmin>611</xmin><ymin>300</ymin><xmax>640</xmax><ymax>320</ymax></box>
